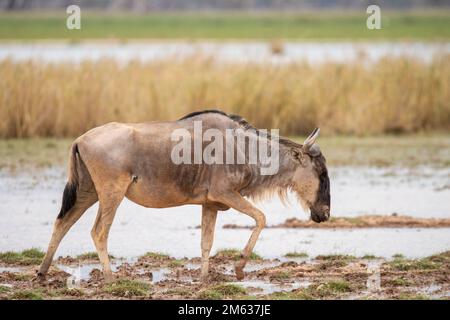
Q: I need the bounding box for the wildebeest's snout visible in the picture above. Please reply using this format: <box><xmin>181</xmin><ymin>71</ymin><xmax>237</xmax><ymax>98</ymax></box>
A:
<box><xmin>310</xmin><ymin>205</ymin><xmax>330</xmax><ymax>223</ymax></box>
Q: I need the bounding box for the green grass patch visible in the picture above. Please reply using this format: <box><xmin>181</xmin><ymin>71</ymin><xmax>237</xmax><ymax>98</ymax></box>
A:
<box><xmin>10</xmin><ymin>273</ymin><xmax>34</xmax><ymax>281</ymax></box>
<box><xmin>397</xmin><ymin>293</ymin><xmax>430</xmax><ymax>300</ymax></box>
<box><xmin>167</xmin><ymin>259</ymin><xmax>185</xmax><ymax>268</ymax></box>
<box><xmin>104</xmin><ymin>279</ymin><xmax>151</xmax><ymax>297</ymax></box>
<box><xmin>214</xmin><ymin>249</ymin><xmax>262</xmax><ymax>261</ymax></box>
<box><xmin>11</xmin><ymin>289</ymin><xmax>43</xmax><ymax>300</ymax></box>
<box><xmin>270</xmin><ymin>271</ymin><xmax>292</xmax><ymax>280</ymax></box>
<box><xmin>0</xmin><ymin>285</ymin><xmax>11</xmax><ymax>293</ymax></box>
<box><xmin>1</xmin><ymin>11</ymin><xmax>450</xmax><ymax>41</ymax></box>
<box><xmin>315</xmin><ymin>254</ymin><xmax>355</xmax><ymax>270</ymax></box>
<box><xmin>164</xmin><ymin>287</ymin><xmax>192</xmax><ymax>297</ymax></box>
<box><xmin>426</xmin><ymin>251</ymin><xmax>450</xmax><ymax>264</ymax></box>
<box><xmin>57</xmin><ymin>288</ymin><xmax>85</xmax><ymax>297</ymax></box>
<box><xmin>388</xmin><ymin>256</ymin><xmax>442</xmax><ymax>271</ymax></box>
<box><xmin>268</xmin><ymin>280</ymin><xmax>353</xmax><ymax>300</ymax></box>
<box><xmin>76</xmin><ymin>252</ymin><xmax>98</xmax><ymax>260</ymax></box>
<box><xmin>284</xmin><ymin>252</ymin><xmax>308</xmax><ymax>258</ymax></box>
<box><xmin>361</xmin><ymin>254</ymin><xmax>379</xmax><ymax>260</ymax></box>
<box><xmin>198</xmin><ymin>284</ymin><xmax>247</xmax><ymax>300</ymax></box>
<box><xmin>142</xmin><ymin>252</ymin><xmax>171</xmax><ymax>260</ymax></box>
<box><xmin>315</xmin><ymin>254</ymin><xmax>356</xmax><ymax>261</ymax></box>
<box><xmin>0</xmin><ymin>248</ymin><xmax>45</xmax><ymax>265</ymax></box>
<box><xmin>387</xmin><ymin>277</ymin><xmax>412</xmax><ymax>287</ymax></box>
<box><xmin>75</xmin><ymin>252</ymin><xmax>116</xmax><ymax>260</ymax></box>
<box><xmin>266</xmin><ymin>290</ymin><xmax>314</xmax><ymax>300</ymax></box>
<box><xmin>308</xmin><ymin>280</ymin><xmax>353</xmax><ymax>298</ymax></box>
<box><xmin>0</xmin><ymin>138</ymin><xmax>72</xmax><ymax>170</ymax></box>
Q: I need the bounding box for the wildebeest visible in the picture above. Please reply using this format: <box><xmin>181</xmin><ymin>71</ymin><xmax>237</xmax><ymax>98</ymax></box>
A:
<box><xmin>38</xmin><ymin>110</ymin><xmax>330</xmax><ymax>282</ymax></box>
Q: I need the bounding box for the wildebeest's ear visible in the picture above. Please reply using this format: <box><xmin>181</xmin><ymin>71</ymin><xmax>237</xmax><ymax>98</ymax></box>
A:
<box><xmin>302</xmin><ymin>128</ymin><xmax>320</xmax><ymax>152</ymax></box>
<box><xmin>308</xmin><ymin>144</ymin><xmax>321</xmax><ymax>157</ymax></box>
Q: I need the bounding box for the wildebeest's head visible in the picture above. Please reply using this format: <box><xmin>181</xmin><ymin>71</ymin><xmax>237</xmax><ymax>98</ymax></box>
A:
<box><xmin>290</xmin><ymin>128</ymin><xmax>330</xmax><ymax>223</ymax></box>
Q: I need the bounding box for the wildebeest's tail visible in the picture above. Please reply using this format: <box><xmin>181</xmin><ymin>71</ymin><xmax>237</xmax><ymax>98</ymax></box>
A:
<box><xmin>57</xmin><ymin>143</ymin><xmax>79</xmax><ymax>219</ymax></box>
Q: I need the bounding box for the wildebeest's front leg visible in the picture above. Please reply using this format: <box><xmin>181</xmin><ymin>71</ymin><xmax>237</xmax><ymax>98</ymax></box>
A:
<box><xmin>209</xmin><ymin>191</ymin><xmax>266</xmax><ymax>280</ymax></box>
<box><xmin>200</xmin><ymin>204</ymin><xmax>218</xmax><ymax>282</ymax></box>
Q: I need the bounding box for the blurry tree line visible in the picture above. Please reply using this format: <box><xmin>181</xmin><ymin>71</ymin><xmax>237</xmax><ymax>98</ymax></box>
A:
<box><xmin>1</xmin><ymin>0</ymin><xmax>449</xmax><ymax>11</ymax></box>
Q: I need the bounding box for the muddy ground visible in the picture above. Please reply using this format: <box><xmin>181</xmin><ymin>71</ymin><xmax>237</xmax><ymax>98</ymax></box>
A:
<box><xmin>0</xmin><ymin>249</ymin><xmax>448</xmax><ymax>300</ymax></box>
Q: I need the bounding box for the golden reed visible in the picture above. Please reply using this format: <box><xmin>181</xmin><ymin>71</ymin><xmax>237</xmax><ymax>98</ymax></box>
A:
<box><xmin>0</xmin><ymin>55</ymin><xmax>449</xmax><ymax>138</ymax></box>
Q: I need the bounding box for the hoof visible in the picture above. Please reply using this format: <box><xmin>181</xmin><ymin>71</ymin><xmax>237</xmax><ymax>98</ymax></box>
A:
<box><xmin>33</xmin><ymin>272</ymin><xmax>46</xmax><ymax>283</ymax></box>
<box><xmin>234</xmin><ymin>266</ymin><xmax>245</xmax><ymax>280</ymax></box>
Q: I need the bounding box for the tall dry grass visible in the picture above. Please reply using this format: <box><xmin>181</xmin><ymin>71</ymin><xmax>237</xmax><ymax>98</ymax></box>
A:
<box><xmin>0</xmin><ymin>55</ymin><xmax>449</xmax><ymax>138</ymax></box>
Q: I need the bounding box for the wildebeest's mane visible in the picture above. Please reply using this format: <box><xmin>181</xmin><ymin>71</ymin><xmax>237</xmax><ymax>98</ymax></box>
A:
<box><xmin>179</xmin><ymin>109</ymin><xmax>228</xmax><ymax>121</ymax></box>
<box><xmin>179</xmin><ymin>109</ymin><xmax>301</xmax><ymax>149</ymax></box>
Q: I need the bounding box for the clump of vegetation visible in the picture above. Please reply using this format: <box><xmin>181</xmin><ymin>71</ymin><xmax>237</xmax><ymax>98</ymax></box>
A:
<box><xmin>76</xmin><ymin>252</ymin><xmax>115</xmax><ymax>260</ymax></box>
<box><xmin>214</xmin><ymin>249</ymin><xmax>262</xmax><ymax>261</ymax></box>
<box><xmin>198</xmin><ymin>284</ymin><xmax>247</xmax><ymax>300</ymax></box>
<box><xmin>142</xmin><ymin>252</ymin><xmax>170</xmax><ymax>260</ymax></box>
<box><xmin>11</xmin><ymin>289</ymin><xmax>43</xmax><ymax>300</ymax></box>
<box><xmin>104</xmin><ymin>279</ymin><xmax>151</xmax><ymax>297</ymax></box>
<box><xmin>168</xmin><ymin>259</ymin><xmax>185</xmax><ymax>268</ymax></box>
<box><xmin>307</xmin><ymin>280</ymin><xmax>353</xmax><ymax>298</ymax></box>
<box><xmin>316</xmin><ymin>254</ymin><xmax>356</xmax><ymax>262</ymax></box>
<box><xmin>0</xmin><ymin>285</ymin><xmax>11</xmax><ymax>294</ymax></box>
<box><xmin>270</xmin><ymin>271</ymin><xmax>292</xmax><ymax>281</ymax></box>
<box><xmin>164</xmin><ymin>287</ymin><xmax>192</xmax><ymax>297</ymax></box>
<box><xmin>10</xmin><ymin>273</ymin><xmax>34</xmax><ymax>281</ymax></box>
<box><xmin>397</xmin><ymin>293</ymin><xmax>430</xmax><ymax>300</ymax></box>
<box><xmin>0</xmin><ymin>248</ymin><xmax>45</xmax><ymax>265</ymax></box>
<box><xmin>284</xmin><ymin>252</ymin><xmax>308</xmax><ymax>258</ymax></box>
<box><xmin>266</xmin><ymin>290</ymin><xmax>314</xmax><ymax>300</ymax></box>
<box><xmin>58</xmin><ymin>288</ymin><xmax>85</xmax><ymax>297</ymax></box>
<box><xmin>76</xmin><ymin>252</ymin><xmax>98</xmax><ymax>260</ymax></box>
<box><xmin>386</xmin><ymin>277</ymin><xmax>412</xmax><ymax>287</ymax></box>
<box><xmin>267</xmin><ymin>280</ymin><xmax>353</xmax><ymax>300</ymax></box>
<box><xmin>426</xmin><ymin>251</ymin><xmax>450</xmax><ymax>264</ymax></box>
<box><xmin>387</xmin><ymin>255</ymin><xmax>442</xmax><ymax>271</ymax></box>
<box><xmin>361</xmin><ymin>254</ymin><xmax>379</xmax><ymax>260</ymax></box>
<box><xmin>316</xmin><ymin>260</ymin><xmax>348</xmax><ymax>270</ymax></box>
<box><xmin>315</xmin><ymin>254</ymin><xmax>355</xmax><ymax>270</ymax></box>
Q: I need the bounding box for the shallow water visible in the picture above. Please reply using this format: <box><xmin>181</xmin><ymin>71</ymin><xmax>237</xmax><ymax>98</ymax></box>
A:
<box><xmin>0</xmin><ymin>266</ymin><xmax>23</xmax><ymax>273</ymax></box>
<box><xmin>57</xmin><ymin>262</ymin><xmax>121</xmax><ymax>288</ymax></box>
<box><xmin>231</xmin><ymin>279</ymin><xmax>309</xmax><ymax>295</ymax></box>
<box><xmin>0</xmin><ymin>42</ymin><xmax>448</xmax><ymax>64</ymax></box>
<box><xmin>0</xmin><ymin>166</ymin><xmax>449</xmax><ymax>259</ymax></box>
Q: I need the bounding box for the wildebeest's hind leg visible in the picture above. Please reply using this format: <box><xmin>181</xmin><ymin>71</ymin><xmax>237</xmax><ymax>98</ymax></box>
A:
<box><xmin>90</xmin><ymin>179</ymin><xmax>129</xmax><ymax>282</ymax></box>
<box><xmin>38</xmin><ymin>169</ymin><xmax>98</xmax><ymax>279</ymax></box>
<box><xmin>208</xmin><ymin>191</ymin><xmax>266</xmax><ymax>280</ymax></box>
<box><xmin>200</xmin><ymin>204</ymin><xmax>218</xmax><ymax>282</ymax></box>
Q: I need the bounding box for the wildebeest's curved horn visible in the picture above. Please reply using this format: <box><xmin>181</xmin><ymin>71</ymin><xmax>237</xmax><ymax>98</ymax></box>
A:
<box><xmin>302</xmin><ymin>128</ymin><xmax>320</xmax><ymax>151</ymax></box>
